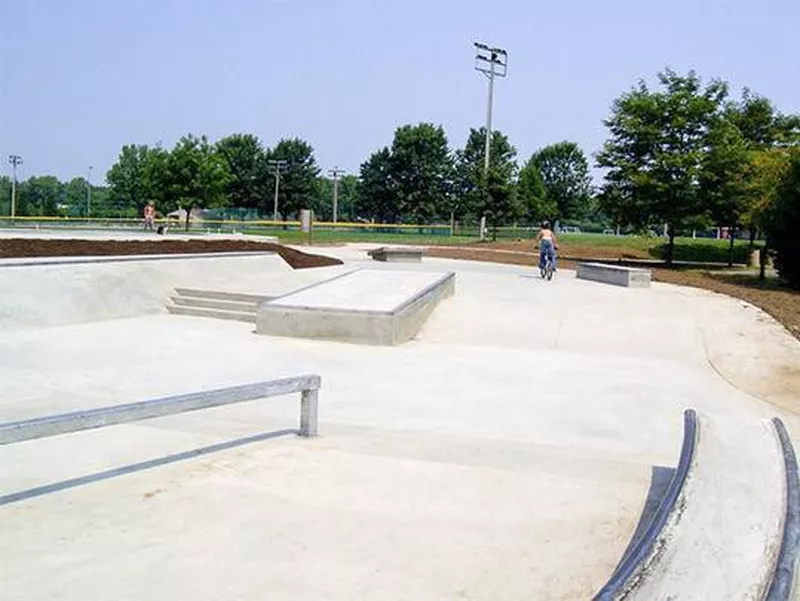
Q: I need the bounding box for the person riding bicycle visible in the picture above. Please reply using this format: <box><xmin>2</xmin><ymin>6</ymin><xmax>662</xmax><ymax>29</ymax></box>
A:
<box><xmin>535</xmin><ymin>220</ymin><xmax>558</xmax><ymax>272</ymax></box>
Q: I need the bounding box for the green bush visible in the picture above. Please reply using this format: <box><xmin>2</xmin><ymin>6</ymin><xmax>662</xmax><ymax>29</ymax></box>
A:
<box><xmin>649</xmin><ymin>240</ymin><xmax>754</xmax><ymax>264</ymax></box>
<box><xmin>769</xmin><ymin>157</ymin><xmax>800</xmax><ymax>288</ymax></box>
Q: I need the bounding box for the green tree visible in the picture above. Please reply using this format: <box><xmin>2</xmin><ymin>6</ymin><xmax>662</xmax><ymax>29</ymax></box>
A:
<box><xmin>727</xmin><ymin>90</ymin><xmax>800</xmax><ymax>150</ymax></box>
<box><xmin>518</xmin><ymin>156</ymin><xmax>557</xmax><ymax>224</ymax></box>
<box><xmin>18</xmin><ymin>176</ymin><xmax>62</xmax><ymax>216</ymax></box>
<box><xmin>455</xmin><ymin>127</ymin><xmax>519</xmax><ymax>229</ymax></box>
<box><xmin>531</xmin><ymin>142</ymin><xmax>592</xmax><ymax>222</ymax></box>
<box><xmin>0</xmin><ymin>176</ymin><xmax>11</xmax><ymax>216</ymax></box>
<box><xmin>266</xmin><ymin>138</ymin><xmax>320</xmax><ymax>219</ymax></box>
<box><xmin>388</xmin><ymin>123</ymin><xmax>453</xmax><ymax>224</ymax></box>
<box><xmin>106</xmin><ymin>144</ymin><xmax>151</xmax><ymax>213</ymax></box>
<box><xmin>700</xmin><ymin>117</ymin><xmax>750</xmax><ymax>265</ymax></box>
<box><xmin>216</xmin><ymin>134</ymin><xmax>269</xmax><ymax>210</ymax></box>
<box><xmin>64</xmin><ymin>177</ymin><xmax>90</xmax><ymax>217</ymax></box>
<box><xmin>723</xmin><ymin>92</ymin><xmax>800</xmax><ymax>248</ymax></box>
<box><xmin>356</xmin><ymin>147</ymin><xmax>398</xmax><ymax>222</ymax></box>
<box><xmin>766</xmin><ymin>152</ymin><xmax>800</xmax><ymax>288</ymax></box>
<box><xmin>596</xmin><ymin>69</ymin><xmax>729</xmax><ymax>265</ymax></box>
<box><xmin>163</xmin><ymin>134</ymin><xmax>230</xmax><ymax>229</ymax></box>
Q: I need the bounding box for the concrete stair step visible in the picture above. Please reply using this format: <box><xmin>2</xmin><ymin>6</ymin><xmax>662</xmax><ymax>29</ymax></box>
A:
<box><xmin>170</xmin><ymin>296</ymin><xmax>259</xmax><ymax>312</ymax></box>
<box><xmin>173</xmin><ymin>287</ymin><xmax>273</xmax><ymax>304</ymax></box>
<box><xmin>166</xmin><ymin>302</ymin><xmax>256</xmax><ymax>323</ymax></box>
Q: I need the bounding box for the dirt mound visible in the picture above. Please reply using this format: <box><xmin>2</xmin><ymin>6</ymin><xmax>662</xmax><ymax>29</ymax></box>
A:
<box><xmin>0</xmin><ymin>238</ymin><xmax>342</xmax><ymax>270</ymax></box>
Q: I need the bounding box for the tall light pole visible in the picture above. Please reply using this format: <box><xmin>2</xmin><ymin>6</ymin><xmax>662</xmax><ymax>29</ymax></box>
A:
<box><xmin>86</xmin><ymin>166</ymin><xmax>93</xmax><ymax>218</ymax></box>
<box><xmin>328</xmin><ymin>167</ymin><xmax>345</xmax><ymax>223</ymax></box>
<box><xmin>268</xmin><ymin>159</ymin><xmax>288</xmax><ymax>221</ymax></box>
<box><xmin>474</xmin><ymin>42</ymin><xmax>508</xmax><ymax>173</ymax></box>
<box><xmin>8</xmin><ymin>155</ymin><xmax>22</xmax><ymax>218</ymax></box>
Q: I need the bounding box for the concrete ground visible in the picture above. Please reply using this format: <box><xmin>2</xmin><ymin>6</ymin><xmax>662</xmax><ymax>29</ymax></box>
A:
<box><xmin>1</xmin><ymin>237</ymin><xmax>799</xmax><ymax>600</ymax></box>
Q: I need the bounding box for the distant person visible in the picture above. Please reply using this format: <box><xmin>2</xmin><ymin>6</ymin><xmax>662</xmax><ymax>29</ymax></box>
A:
<box><xmin>143</xmin><ymin>201</ymin><xmax>156</xmax><ymax>231</ymax></box>
<box><xmin>536</xmin><ymin>220</ymin><xmax>558</xmax><ymax>272</ymax></box>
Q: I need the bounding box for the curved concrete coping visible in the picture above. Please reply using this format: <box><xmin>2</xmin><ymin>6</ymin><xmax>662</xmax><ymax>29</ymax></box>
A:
<box><xmin>766</xmin><ymin>418</ymin><xmax>800</xmax><ymax>600</ymax></box>
<box><xmin>593</xmin><ymin>409</ymin><xmax>697</xmax><ymax>600</ymax></box>
<box><xmin>595</xmin><ymin>410</ymin><xmax>788</xmax><ymax>600</ymax></box>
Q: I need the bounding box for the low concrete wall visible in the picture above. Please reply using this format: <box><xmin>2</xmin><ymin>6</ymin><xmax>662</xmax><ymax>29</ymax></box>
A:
<box><xmin>576</xmin><ymin>262</ymin><xmax>652</xmax><ymax>288</ymax></box>
<box><xmin>256</xmin><ymin>270</ymin><xmax>455</xmax><ymax>345</ymax></box>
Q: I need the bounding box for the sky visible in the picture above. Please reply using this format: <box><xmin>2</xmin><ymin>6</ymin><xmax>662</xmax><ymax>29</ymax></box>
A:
<box><xmin>1</xmin><ymin>0</ymin><xmax>798</xmax><ymax>185</ymax></box>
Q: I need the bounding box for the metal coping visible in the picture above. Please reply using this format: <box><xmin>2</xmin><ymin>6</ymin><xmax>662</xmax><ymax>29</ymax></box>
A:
<box><xmin>592</xmin><ymin>408</ymin><xmax>698</xmax><ymax>600</ymax></box>
<box><xmin>0</xmin><ymin>251</ymin><xmax>276</xmax><ymax>269</ymax></box>
<box><xmin>766</xmin><ymin>418</ymin><xmax>800</xmax><ymax>601</ymax></box>
<box><xmin>265</xmin><ymin>269</ymin><xmax>454</xmax><ymax>316</ymax></box>
<box><xmin>0</xmin><ymin>375</ymin><xmax>321</xmax><ymax>445</ymax></box>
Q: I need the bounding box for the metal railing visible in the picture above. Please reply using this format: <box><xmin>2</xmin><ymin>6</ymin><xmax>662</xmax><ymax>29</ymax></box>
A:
<box><xmin>0</xmin><ymin>375</ymin><xmax>321</xmax><ymax>445</ymax></box>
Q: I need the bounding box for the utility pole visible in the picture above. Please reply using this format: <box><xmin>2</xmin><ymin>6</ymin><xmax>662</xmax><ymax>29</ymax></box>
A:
<box><xmin>474</xmin><ymin>42</ymin><xmax>508</xmax><ymax>240</ymax></box>
<box><xmin>474</xmin><ymin>42</ymin><xmax>507</xmax><ymax>173</ymax></box>
<box><xmin>86</xmin><ymin>166</ymin><xmax>93</xmax><ymax>218</ymax></box>
<box><xmin>268</xmin><ymin>159</ymin><xmax>288</xmax><ymax>221</ymax></box>
<box><xmin>328</xmin><ymin>167</ymin><xmax>345</xmax><ymax>223</ymax></box>
<box><xmin>8</xmin><ymin>155</ymin><xmax>22</xmax><ymax>218</ymax></box>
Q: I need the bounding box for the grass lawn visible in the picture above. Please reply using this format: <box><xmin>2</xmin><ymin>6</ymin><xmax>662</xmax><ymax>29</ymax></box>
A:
<box><xmin>276</xmin><ymin>228</ymin><xmax>759</xmax><ymax>265</ymax></box>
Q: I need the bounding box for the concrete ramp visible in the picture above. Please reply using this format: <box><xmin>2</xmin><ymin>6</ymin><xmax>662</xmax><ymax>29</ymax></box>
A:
<box><xmin>0</xmin><ymin>253</ymin><xmax>291</xmax><ymax>330</ymax></box>
<box><xmin>256</xmin><ymin>269</ymin><xmax>455</xmax><ymax>345</ymax></box>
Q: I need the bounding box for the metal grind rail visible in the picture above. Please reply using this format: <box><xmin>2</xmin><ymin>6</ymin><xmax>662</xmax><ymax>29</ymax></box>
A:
<box><xmin>0</xmin><ymin>375</ymin><xmax>321</xmax><ymax>445</ymax></box>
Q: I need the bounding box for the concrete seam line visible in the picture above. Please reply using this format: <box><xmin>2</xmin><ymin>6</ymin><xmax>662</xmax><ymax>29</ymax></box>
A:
<box><xmin>591</xmin><ymin>408</ymin><xmax>698</xmax><ymax>601</ymax></box>
<box><xmin>266</xmin><ymin>268</ymin><xmax>360</xmax><ymax>303</ymax></box>
<box><xmin>766</xmin><ymin>418</ymin><xmax>800</xmax><ymax>601</ymax></box>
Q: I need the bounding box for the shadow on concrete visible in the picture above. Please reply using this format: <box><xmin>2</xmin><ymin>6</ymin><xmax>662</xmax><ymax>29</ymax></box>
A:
<box><xmin>0</xmin><ymin>428</ymin><xmax>297</xmax><ymax>506</ymax></box>
<box><xmin>615</xmin><ymin>465</ymin><xmax>675</xmax><ymax>568</ymax></box>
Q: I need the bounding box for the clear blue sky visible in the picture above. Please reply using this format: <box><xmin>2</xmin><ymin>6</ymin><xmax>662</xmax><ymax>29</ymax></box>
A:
<box><xmin>1</xmin><ymin>0</ymin><xmax>798</xmax><ymax>184</ymax></box>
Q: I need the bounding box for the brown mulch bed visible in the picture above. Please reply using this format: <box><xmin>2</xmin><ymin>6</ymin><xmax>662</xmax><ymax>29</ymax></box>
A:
<box><xmin>428</xmin><ymin>245</ymin><xmax>800</xmax><ymax>340</ymax></box>
<box><xmin>0</xmin><ymin>238</ymin><xmax>342</xmax><ymax>270</ymax></box>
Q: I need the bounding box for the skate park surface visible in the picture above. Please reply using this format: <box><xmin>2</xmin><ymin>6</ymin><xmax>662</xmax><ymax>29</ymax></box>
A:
<box><xmin>1</xmin><ymin>230</ymin><xmax>799</xmax><ymax>600</ymax></box>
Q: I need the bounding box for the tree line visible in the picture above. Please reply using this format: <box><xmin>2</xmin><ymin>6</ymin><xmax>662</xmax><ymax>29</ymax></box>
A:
<box><xmin>2</xmin><ymin>132</ymin><xmax>594</xmax><ymax>231</ymax></box>
<box><xmin>101</xmin><ymin>128</ymin><xmax>594</xmax><ymax>230</ymax></box>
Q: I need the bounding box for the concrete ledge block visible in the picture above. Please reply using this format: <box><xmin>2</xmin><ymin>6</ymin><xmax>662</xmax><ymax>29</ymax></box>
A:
<box><xmin>367</xmin><ymin>246</ymin><xmax>425</xmax><ymax>262</ymax></box>
<box><xmin>256</xmin><ymin>269</ymin><xmax>455</xmax><ymax>345</ymax></box>
<box><xmin>576</xmin><ymin>262</ymin><xmax>652</xmax><ymax>288</ymax></box>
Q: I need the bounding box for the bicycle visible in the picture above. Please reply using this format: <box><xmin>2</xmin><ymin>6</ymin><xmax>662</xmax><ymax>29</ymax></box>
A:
<box><xmin>536</xmin><ymin>245</ymin><xmax>557</xmax><ymax>280</ymax></box>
